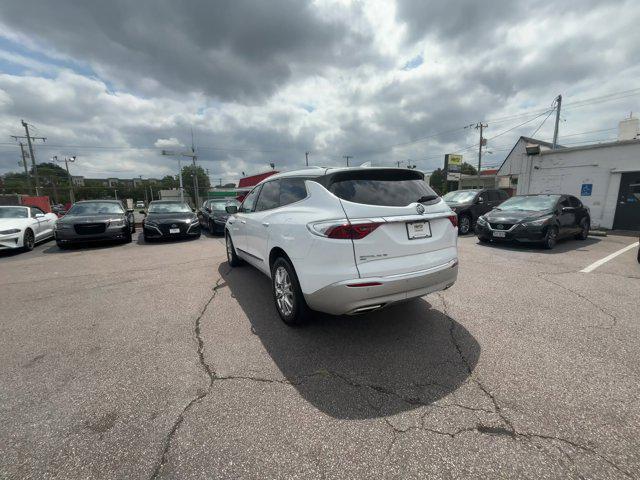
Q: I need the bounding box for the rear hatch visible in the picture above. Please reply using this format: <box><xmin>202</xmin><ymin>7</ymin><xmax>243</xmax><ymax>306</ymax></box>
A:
<box><xmin>325</xmin><ymin>169</ymin><xmax>456</xmax><ymax>277</ymax></box>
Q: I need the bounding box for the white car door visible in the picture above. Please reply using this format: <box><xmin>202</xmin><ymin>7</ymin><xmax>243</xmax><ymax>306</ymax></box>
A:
<box><xmin>28</xmin><ymin>207</ymin><xmax>44</xmax><ymax>239</ymax></box>
<box><xmin>229</xmin><ymin>185</ymin><xmax>261</xmax><ymax>254</ymax></box>
<box><xmin>246</xmin><ymin>180</ymin><xmax>280</xmax><ymax>269</ymax></box>
<box><xmin>41</xmin><ymin>212</ymin><xmax>58</xmax><ymax>238</ymax></box>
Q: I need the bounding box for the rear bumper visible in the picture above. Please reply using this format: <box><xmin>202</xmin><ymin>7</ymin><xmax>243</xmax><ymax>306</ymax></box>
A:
<box><xmin>304</xmin><ymin>258</ymin><xmax>458</xmax><ymax>315</ymax></box>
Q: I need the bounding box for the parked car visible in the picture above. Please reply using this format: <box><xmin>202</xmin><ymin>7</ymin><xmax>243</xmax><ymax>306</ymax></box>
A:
<box><xmin>54</xmin><ymin>200</ymin><xmax>135</xmax><ymax>248</ymax></box>
<box><xmin>0</xmin><ymin>205</ymin><xmax>58</xmax><ymax>252</ymax></box>
<box><xmin>224</xmin><ymin>167</ymin><xmax>459</xmax><ymax>325</ymax></box>
<box><xmin>475</xmin><ymin>194</ymin><xmax>590</xmax><ymax>249</ymax></box>
<box><xmin>200</xmin><ymin>198</ymin><xmax>240</xmax><ymax>234</ymax></box>
<box><xmin>442</xmin><ymin>188</ymin><xmax>508</xmax><ymax>235</ymax></box>
<box><xmin>135</xmin><ymin>201</ymin><xmax>145</xmax><ymax>209</ymax></box>
<box><xmin>142</xmin><ymin>200</ymin><xmax>201</xmax><ymax>242</ymax></box>
<box><xmin>51</xmin><ymin>204</ymin><xmax>67</xmax><ymax>216</ymax></box>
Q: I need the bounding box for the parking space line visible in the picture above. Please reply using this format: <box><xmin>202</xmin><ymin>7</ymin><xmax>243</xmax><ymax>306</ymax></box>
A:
<box><xmin>580</xmin><ymin>241</ymin><xmax>639</xmax><ymax>273</ymax></box>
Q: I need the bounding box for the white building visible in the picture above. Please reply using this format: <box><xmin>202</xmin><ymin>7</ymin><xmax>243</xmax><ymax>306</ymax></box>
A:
<box><xmin>498</xmin><ymin>118</ymin><xmax>640</xmax><ymax>230</ymax></box>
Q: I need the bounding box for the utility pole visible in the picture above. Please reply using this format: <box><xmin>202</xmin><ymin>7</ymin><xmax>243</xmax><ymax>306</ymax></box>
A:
<box><xmin>49</xmin><ymin>177</ymin><xmax>59</xmax><ymax>204</ymax></box>
<box><xmin>161</xmin><ymin>150</ymin><xmax>188</xmax><ymax>203</ymax></box>
<box><xmin>190</xmin><ymin>129</ymin><xmax>200</xmax><ymax>207</ymax></box>
<box><xmin>54</xmin><ymin>155</ymin><xmax>76</xmax><ymax>203</ymax></box>
<box><xmin>305</xmin><ymin>151</ymin><xmax>310</xmax><ymax>166</ymax></box>
<box><xmin>114</xmin><ymin>189</ymin><xmax>118</xmax><ymax>200</ymax></box>
<box><xmin>343</xmin><ymin>155</ymin><xmax>353</xmax><ymax>167</ymax></box>
<box><xmin>141</xmin><ymin>176</ymin><xmax>148</xmax><ymax>205</ymax></box>
<box><xmin>18</xmin><ymin>142</ymin><xmax>32</xmax><ymax>193</ymax></box>
<box><xmin>21</xmin><ymin>120</ymin><xmax>46</xmax><ymax>196</ymax></box>
<box><xmin>552</xmin><ymin>94</ymin><xmax>562</xmax><ymax>149</ymax></box>
<box><xmin>149</xmin><ymin>184</ymin><xmax>154</xmax><ymax>201</ymax></box>
<box><xmin>396</xmin><ymin>160</ymin><xmax>401</xmax><ymax>167</ymax></box>
<box><xmin>475</xmin><ymin>122</ymin><xmax>488</xmax><ymax>188</ymax></box>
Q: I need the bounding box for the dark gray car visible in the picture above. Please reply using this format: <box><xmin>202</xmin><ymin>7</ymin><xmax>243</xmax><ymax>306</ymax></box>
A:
<box><xmin>54</xmin><ymin>200</ymin><xmax>135</xmax><ymax>249</ymax></box>
<box><xmin>442</xmin><ymin>188</ymin><xmax>509</xmax><ymax>234</ymax></box>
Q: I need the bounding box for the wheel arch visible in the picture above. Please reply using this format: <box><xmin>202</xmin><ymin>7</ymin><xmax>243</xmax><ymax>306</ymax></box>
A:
<box><xmin>269</xmin><ymin>246</ymin><xmax>292</xmax><ymax>271</ymax></box>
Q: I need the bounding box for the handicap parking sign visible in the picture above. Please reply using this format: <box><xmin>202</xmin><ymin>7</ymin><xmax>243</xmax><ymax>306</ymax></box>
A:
<box><xmin>581</xmin><ymin>183</ymin><xmax>593</xmax><ymax>196</ymax></box>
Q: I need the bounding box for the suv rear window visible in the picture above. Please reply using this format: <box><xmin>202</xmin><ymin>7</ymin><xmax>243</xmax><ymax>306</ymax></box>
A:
<box><xmin>327</xmin><ymin>170</ymin><xmax>437</xmax><ymax>207</ymax></box>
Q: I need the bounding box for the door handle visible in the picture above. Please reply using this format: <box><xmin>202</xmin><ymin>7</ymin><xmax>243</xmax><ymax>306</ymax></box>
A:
<box><xmin>262</xmin><ymin>222</ymin><xmax>269</xmax><ymax>227</ymax></box>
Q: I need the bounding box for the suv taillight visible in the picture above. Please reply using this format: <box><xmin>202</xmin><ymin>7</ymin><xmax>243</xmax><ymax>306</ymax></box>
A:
<box><xmin>448</xmin><ymin>215</ymin><xmax>458</xmax><ymax>228</ymax></box>
<box><xmin>309</xmin><ymin>220</ymin><xmax>382</xmax><ymax>239</ymax></box>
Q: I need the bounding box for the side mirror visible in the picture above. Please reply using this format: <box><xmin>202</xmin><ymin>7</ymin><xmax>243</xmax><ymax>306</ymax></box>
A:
<box><xmin>225</xmin><ymin>205</ymin><xmax>238</xmax><ymax>214</ymax></box>
<box><xmin>562</xmin><ymin>206</ymin><xmax>574</xmax><ymax>213</ymax></box>
<box><xmin>191</xmin><ymin>208</ymin><xmax>195</xmax><ymax>212</ymax></box>
<box><xmin>477</xmin><ymin>197</ymin><xmax>484</xmax><ymax>204</ymax></box>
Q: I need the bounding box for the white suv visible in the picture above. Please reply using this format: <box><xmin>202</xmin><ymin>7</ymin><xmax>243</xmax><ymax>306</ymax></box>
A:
<box><xmin>225</xmin><ymin>167</ymin><xmax>458</xmax><ymax>324</ymax></box>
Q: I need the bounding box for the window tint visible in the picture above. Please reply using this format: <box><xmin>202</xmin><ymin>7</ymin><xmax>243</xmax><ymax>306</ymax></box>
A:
<box><xmin>328</xmin><ymin>170</ymin><xmax>437</xmax><ymax>207</ymax></box>
<box><xmin>255</xmin><ymin>181</ymin><xmax>280</xmax><ymax>211</ymax></box>
<box><xmin>568</xmin><ymin>196</ymin><xmax>582</xmax><ymax>208</ymax></box>
<box><xmin>240</xmin><ymin>186</ymin><xmax>261</xmax><ymax>213</ymax></box>
<box><xmin>31</xmin><ymin>207</ymin><xmax>44</xmax><ymax>217</ymax></box>
<box><xmin>486</xmin><ymin>190</ymin><xmax>499</xmax><ymax>201</ymax></box>
<box><xmin>559</xmin><ymin>197</ymin><xmax>571</xmax><ymax>208</ymax></box>
<box><xmin>280</xmin><ymin>178</ymin><xmax>307</xmax><ymax>206</ymax></box>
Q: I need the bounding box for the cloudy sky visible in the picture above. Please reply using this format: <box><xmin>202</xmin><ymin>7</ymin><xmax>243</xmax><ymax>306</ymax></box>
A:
<box><xmin>0</xmin><ymin>0</ymin><xmax>638</xmax><ymax>184</ymax></box>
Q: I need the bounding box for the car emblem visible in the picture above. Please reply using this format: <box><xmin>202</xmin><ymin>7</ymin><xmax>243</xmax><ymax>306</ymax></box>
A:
<box><xmin>416</xmin><ymin>204</ymin><xmax>425</xmax><ymax>214</ymax></box>
<box><xmin>171</xmin><ymin>224</ymin><xmax>177</xmax><ymax>228</ymax></box>
<box><xmin>496</xmin><ymin>224</ymin><xmax>504</xmax><ymax>230</ymax></box>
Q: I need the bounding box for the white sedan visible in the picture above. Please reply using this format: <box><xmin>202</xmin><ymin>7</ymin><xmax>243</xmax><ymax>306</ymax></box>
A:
<box><xmin>0</xmin><ymin>205</ymin><xmax>58</xmax><ymax>251</ymax></box>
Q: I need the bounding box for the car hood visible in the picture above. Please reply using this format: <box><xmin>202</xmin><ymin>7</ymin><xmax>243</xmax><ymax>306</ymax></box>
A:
<box><xmin>484</xmin><ymin>209</ymin><xmax>552</xmax><ymax>223</ymax></box>
<box><xmin>0</xmin><ymin>218</ymin><xmax>30</xmax><ymax>230</ymax></box>
<box><xmin>145</xmin><ymin>212</ymin><xmax>196</xmax><ymax>223</ymax></box>
<box><xmin>58</xmin><ymin>214</ymin><xmax>125</xmax><ymax>224</ymax></box>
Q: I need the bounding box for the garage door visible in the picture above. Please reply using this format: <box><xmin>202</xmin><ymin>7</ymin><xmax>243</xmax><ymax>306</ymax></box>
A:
<box><xmin>613</xmin><ymin>172</ymin><xmax>640</xmax><ymax>230</ymax></box>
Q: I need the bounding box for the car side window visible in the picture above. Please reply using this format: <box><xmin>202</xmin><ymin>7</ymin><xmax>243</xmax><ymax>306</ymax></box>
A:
<box><xmin>559</xmin><ymin>197</ymin><xmax>571</xmax><ymax>209</ymax></box>
<box><xmin>487</xmin><ymin>190</ymin><xmax>499</xmax><ymax>202</ymax></box>
<box><xmin>500</xmin><ymin>190</ymin><xmax>509</xmax><ymax>200</ymax></box>
<box><xmin>568</xmin><ymin>196</ymin><xmax>582</xmax><ymax>208</ymax></box>
<box><xmin>31</xmin><ymin>207</ymin><xmax>44</xmax><ymax>217</ymax></box>
<box><xmin>255</xmin><ymin>180</ymin><xmax>280</xmax><ymax>212</ymax></box>
<box><xmin>280</xmin><ymin>178</ymin><xmax>308</xmax><ymax>206</ymax></box>
<box><xmin>240</xmin><ymin>186</ymin><xmax>262</xmax><ymax>213</ymax></box>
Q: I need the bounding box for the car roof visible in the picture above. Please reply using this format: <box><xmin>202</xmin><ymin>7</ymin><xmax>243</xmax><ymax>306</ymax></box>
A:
<box><xmin>75</xmin><ymin>199</ymin><xmax>122</xmax><ymax>203</ymax></box>
<box><xmin>259</xmin><ymin>166</ymin><xmax>422</xmax><ymax>182</ymax></box>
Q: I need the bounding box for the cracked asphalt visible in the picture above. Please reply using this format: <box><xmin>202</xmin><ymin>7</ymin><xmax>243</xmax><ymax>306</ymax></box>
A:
<box><xmin>1</xmin><ymin>232</ymin><xmax>639</xmax><ymax>479</ymax></box>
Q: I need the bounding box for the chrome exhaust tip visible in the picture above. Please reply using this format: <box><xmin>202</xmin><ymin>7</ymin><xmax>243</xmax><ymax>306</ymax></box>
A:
<box><xmin>348</xmin><ymin>304</ymin><xmax>385</xmax><ymax>315</ymax></box>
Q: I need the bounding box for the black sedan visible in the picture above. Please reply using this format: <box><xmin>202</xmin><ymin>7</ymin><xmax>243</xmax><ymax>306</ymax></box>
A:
<box><xmin>475</xmin><ymin>194</ymin><xmax>590</xmax><ymax>249</ymax></box>
<box><xmin>142</xmin><ymin>201</ymin><xmax>201</xmax><ymax>242</ymax></box>
<box><xmin>199</xmin><ymin>198</ymin><xmax>239</xmax><ymax>234</ymax></box>
<box><xmin>54</xmin><ymin>200</ymin><xmax>135</xmax><ymax>248</ymax></box>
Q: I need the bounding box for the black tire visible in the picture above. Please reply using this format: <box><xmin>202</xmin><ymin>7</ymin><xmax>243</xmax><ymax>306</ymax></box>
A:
<box><xmin>131</xmin><ymin>223</ymin><xmax>136</xmax><ymax>234</ymax></box>
<box><xmin>194</xmin><ymin>233</ymin><xmax>201</xmax><ymax>239</ymax></box>
<box><xmin>225</xmin><ymin>232</ymin><xmax>242</xmax><ymax>267</ymax></box>
<box><xmin>271</xmin><ymin>256</ymin><xmax>311</xmax><ymax>326</ymax></box>
<box><xmin>124</xmin><ymin>228</ymin><xmax>133</xmax><ymax>244</ymax></box>
<box><xmin>143</xmin><ymin>233</ymin><xmax>153</xmax><ymax>243</ymax></box>
<box><xmin>458</xmin><ymin>214</ymin><xmax>471</xmax><ymax>235</ymax></box>
<box><xmin>23</xmin><ymin>228</ymin><xmax>35</xmax><ymax>251</ymax></box>
<box><xmin>478</xmin><ymin>235</ymin><xmax>490</xmax><ymax>243</ymax></box>
<box><xmin>575</xmin><ymin>217</ymin><xmax>590</xmax><ymax>240</ymax></box>
<box><xmin>56</xmin><ymin>240</ymin><xmax>69</xmax><ymax>250</ymax></box>
<box><xmin>209</xmin><ymin>219</ymin><xmax>215</xmax><ymax>233</ymax></box>
<box><xmin>543</xmin><ymin>225</ymin><xmax>558</xmax><ymax>250</ymax></box>
<box><xmin>637</xmin><ymin>244</ymin><xmax>640</xmax><ymax>264</ymax></box>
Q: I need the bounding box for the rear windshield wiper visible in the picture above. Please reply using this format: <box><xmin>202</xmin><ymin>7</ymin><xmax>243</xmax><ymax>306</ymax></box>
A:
<box><xmin>416</xmin><ymin>195</ymin><xmax>438</xmax><ymax>203</ymax></box>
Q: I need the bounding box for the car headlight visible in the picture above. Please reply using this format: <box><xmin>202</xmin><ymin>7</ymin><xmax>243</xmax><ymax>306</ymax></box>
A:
<box><xmin>55</xmin><ymin>223</ymin><xmax>72</xmax><ymax>230</ymax></box>
<box><xmin>144</xmin><ymin>221</ymin><xmax>158</xmax><ymax>228</ymax></box>
<box><xmin>476</xmin><ymin>216</ymin><xmax>488</xmax><ymax>226</ymax></box>
<box><xmin>109</xmin><ymin>219</ymin><xmax>126</xmax><ymax>228</ymax></box>
<box><xmin>0</xmin><ymin>228</ymin><xmax>21</xmax><ymax>235</ymax></box>
<box><xmin>525</xmin><ymin>215</ymin><xmax>552</xmax><ymax>226</ymax></box>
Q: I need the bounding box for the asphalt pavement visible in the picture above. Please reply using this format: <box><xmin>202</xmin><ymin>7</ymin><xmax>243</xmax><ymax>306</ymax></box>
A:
<box><xmin>0</xmin><ymin>232</ymin><xmax>638</xmax><ymax>479</ymax></box>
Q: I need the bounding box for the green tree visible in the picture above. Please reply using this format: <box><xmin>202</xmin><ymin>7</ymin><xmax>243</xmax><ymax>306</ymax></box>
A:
<box><xmin>429</xmin><ymin>168</ymin><xmax>446</xmax><ymax>195</ymax></box>
<box><xmin>460</xmin><ymin>162</ymin><xmax>477</xmax><ymax>176</ymax></box>
<box><xmin>160</xmin><ymin>175</ymin><xmax>177</xmax><ymax>189</ymax></box>
<box><xmin>181</xmin><ymin>165</ymin><xmax>210</xmax><ymax>204</ymax></box>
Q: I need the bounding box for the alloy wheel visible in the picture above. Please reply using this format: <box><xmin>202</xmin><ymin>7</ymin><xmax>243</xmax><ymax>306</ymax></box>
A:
<box><xmin>24</xmin><ymin>230</ymin><xmax>34</xmax><ymax>250</ymax></box>
<box><xmin>459</xmin><ymin>216</ymin><xmax>470</xmax><ymax>234</ymax></box>
<box><xmin>546</xmin><ymin>227</ymin><xmax>557</xmax><ymax>249</ymax></box>
<box><xmin>274</xmin><ymin>266</ymin><xmax>294</xmax><ymax>317</ymax></box>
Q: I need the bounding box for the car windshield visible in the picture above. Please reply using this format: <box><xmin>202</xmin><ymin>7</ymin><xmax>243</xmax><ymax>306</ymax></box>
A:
<box><xmin>211</xmin><ymin>200</ymin><xmax>239</xmax><ymax>211</ymax></box>
<box><xmin>443</xmin><ymin>191</ymin><xmax>478</xmax><ymax>203</ymax></box>
<box><xmin>0</xmin><ymin>207</ymin><xmax>29</xmax><ymax>218</ymax></box>
<box><xmin>497</xmin><ymin>195</ymin><xmax>559</xmax><ymax>211</ymax></box>
<box><xmin>148</xmin><ymin>202</ymin><xmax>192</xmax><ymax>213</ymax></box>
<box><xmin>67</xmin><ymin>202</ymin><xmax>124</xmax><ymax>215</ymax></box>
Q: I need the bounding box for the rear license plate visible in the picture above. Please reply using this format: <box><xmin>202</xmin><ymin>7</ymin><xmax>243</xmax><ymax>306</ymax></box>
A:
<box><xmin>492</xmin><ymin>231</ymin><xmax>506</xmax><ymax>238</ymax></box>
<box><xmin>406</xmin><ymin>221</ymin><xmax>431</xmax><ymax>239</ymax></box>
<box><xmin>169</xmin><ymin>228</ymin><xmax>180</xmax><ymax>234</ymax></box>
